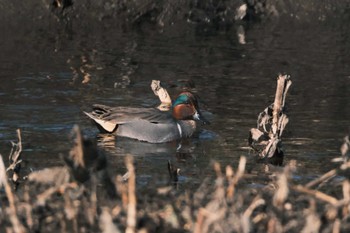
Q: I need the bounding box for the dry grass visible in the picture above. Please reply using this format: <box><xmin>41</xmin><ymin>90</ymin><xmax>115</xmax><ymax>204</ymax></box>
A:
<box><xmin>0</xmin><ymin>127</ymin><xmax>350</xmax><ymax>233</ymax></box>
<box><xmin>1</xmin><ymin>77</ymin><xmax>349</xmax><ymax>232</ymax></box>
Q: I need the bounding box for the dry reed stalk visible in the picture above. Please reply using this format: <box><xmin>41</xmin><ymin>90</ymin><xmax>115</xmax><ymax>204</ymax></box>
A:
<box><xmin>87</xmin><ymin>176</ymin><xmax>98</xmax><ymax>225</ymax></box>
<box><xmin>332</xmin><ymin>219</ymin><xmax>341</xmax><ymax>233</ymax></box>
<box><xmin>203</xmin><ymin>208</ymin><xmax>226</xmax><ymax>233</ymax></box>
<box><xmin>193</xmin><ymin>208</ymin><xmax>206</xmax><ymax>233</ymax></box>
<box><xmin>342</xmin><ymin>180</ymin><xmax>350</xmax><ymax>218</ymax></box>
<box><xmin>241</xmin><ymin>197</ymin><xmax>266</xmax><ymax>233</ymax></box>
<box><xmin>0</xmin><ymin>155</ymin><xmax>26</xmax><ymax>233</ymax></box>
<box><xmin>291</xmin><ymin>185</ymin><xmax>338</xmax><ymax>205</ymax></box>
<box><xmin>213</xmin><ymin>161</ymin><xmax>222</xmax><ymax>178</ymax></box>
<box><xmin>7</xmin><ymin>129</ymin><xmax>23</xmax><ymax>185</ymax></box>
<box><xmin>305</xmin><ymin>169</ymin><xmax>337</xmax><ymax>188</ymax></box>
<box><xmin>267</xmin><ymin>217</ymin><xmax>276</xmax><ymax>233</ymax></box>
<box><xmin>70</xmin><ymin>125</ymin><xmax>85</xmax><ymax>168</ymax></box>
<box><xmin>340</xmin><ymin>135</ymin><xmax>349</xmax><ymax>157</ymax></box>
<box><xmin>100</xmin><ymin>208</ymin><xmax>121</xmax><ymax>233</ymax></box>
<box><xmin>168</xmin><ymin>160</ymin><xmax>179</xmax><ymax>183</ymax></box>
<box><xmin>115</xmin><ymin>175</ymin><xmax>128</xmax><ymax>208</ymax></box>
<box><xmin>267</xmin><ymin>216</ymin><xmax>282</xmax><ymax>233</ymax></box>
<box><xmin>272</xmin><ymin>170</ymin><xmax>289</xmax><ymax>208</ymax></box>
<box><xmin>193</xmin><ymin>161</ymin><xmax>230</xmax><ymax>233</ymax></box>
<box><xmin>227</xmin><ymin>156</ymin><xmax>246</xmax><ymax>199</ymax></box>
<box><xmin>28</xmin><ymin>166</ymin><xmax>70</xmax><ymax>187</ymax></box>
<box><xmin>194</xmin><ymin>207</ymin><xmax>226</xmax><ymax>233</ymax></box>
<box><xmin>301</xmin><ymin>199</ymin><xmax>321</xmax><ymax>233</ymax></box>
<box><xmin>340</xmin><ymin>160</ymin><xmax>350</xmax><ymax>170</ymax></box>
<box><xmin>273</xmin><ymin>160</ymin><xmax>296</xmax><ymax>208</ymax></box>
<box><xmin>35</xmin><ymin>182</ymin><xmax>78</xmax><ymax>207</ymax></box>
<box><xmin>23</xmin><ymin>186</ymin><xmax>33</xmax><ymax>229</ymax></box>
<box><xmin>125</xmin><ymin>156</ymin><xmax>136</xmax><ymax>233</ymax></box>
<box><xmin>64</xmin><ymin>189</ymin><xmax>78</xmax><ymax>233</ymax></box>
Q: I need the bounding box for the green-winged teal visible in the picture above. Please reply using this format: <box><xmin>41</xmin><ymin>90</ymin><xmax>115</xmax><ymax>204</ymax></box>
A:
<box><xmin>84</xmin><ymin>92</ymin><xmax>209</xmax><ymax>143</ymax></box>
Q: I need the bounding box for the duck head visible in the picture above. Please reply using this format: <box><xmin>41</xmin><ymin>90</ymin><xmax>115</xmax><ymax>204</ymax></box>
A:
<box><xmin>172</xmin><ymin>92</ymin><xmax>210</xmax><ymax>125</ymax></box>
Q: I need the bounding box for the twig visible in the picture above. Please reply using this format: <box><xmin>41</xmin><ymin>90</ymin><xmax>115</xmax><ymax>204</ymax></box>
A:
<box><xmin>69</xmin><ymin>125</ymin><xmax>85</xmax><ymax>168</ymax></box>
<box><xmin>227</xmin><ymin>156</ymin><xmax>246</xmax><ymax>199</ymax></box>
<box><xmin>7</xmin><ymin>129</ymin><xmax>23</xmax><ymax>185</ymax></box>
<box><xmin>194</xmin><ymin>208</ymin><xmax>207</xmax><ymax>233</ymax></box>
<box><xmin>332</xmin><ymin>219</ymin><xmax>341</xmax><ymax>233</ymax></box>
<box><xmin>301</xmin><ymin>199</ymin><xmax>321</xmax><ymax>233</ymax></box>
<box><xmin>125</xmin><ymin>156</ymin><xmax>136</xmax><ymax>233</ymax></box>
<box><xmin>35</xmin><ymin>182</ymin><xmax>78</xmax><ymax>207</ymax></box>
<box><xmin>168</xmin><ymin>160</ymin><xmax>179</xmax><ymax>183</ymax></box>
<box><xmin>100</xmin><ymin>208</ymin><xmax>121</xmax><ymax>233</ymax></box>
<box><xmin>291</xmin><ymin>185</ymin><xmax>339</xmax><ymax>205</ymax></box>
<box><xmin>242</xmin><ymin>198</ymin><xmax>266</xmax><ymax>233</ymax></box>
<box><xmin>341</xmin><ymin>180</ymin><xmax>350</xmax><ymax>218</ymax></box>
<box><xmin>305</xmin><ymin>169</ymin><xmax>337</xmax><ymax>188</ymax></box>
<box><xmin>0</xmin><ymin>155</ymin><xmax>26</xmax><ymax>233</ymax></box>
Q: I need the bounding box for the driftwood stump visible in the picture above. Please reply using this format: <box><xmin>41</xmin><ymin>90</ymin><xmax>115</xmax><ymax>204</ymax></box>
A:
<box><xmin>151</xmin><ymin>80</ymin><xmax>172</xmax><ymax>111</ymax></box>
<box><xmin>249</xmin><ymin>74</ymin><xmax>292</xmax><ymax>165</ymax></box>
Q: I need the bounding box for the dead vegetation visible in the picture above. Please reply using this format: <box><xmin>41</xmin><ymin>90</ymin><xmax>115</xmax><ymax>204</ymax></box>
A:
<box><xmin>0</xmin><ymin>126</ymin><xmax>350</xmax><ymax>232</ymax></box>
<box><xmin>1</xmin><ymin>77</ymin><xmax>350</xmax><ymax>232</ymax></box>
<box><xmin>249</xmin><ymin>74</ymin><xmax>292</xmax><ymax>165</ymax></box>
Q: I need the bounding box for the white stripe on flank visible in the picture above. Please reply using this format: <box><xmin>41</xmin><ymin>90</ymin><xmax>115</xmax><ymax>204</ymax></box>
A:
<box><xmin>176</xmin><ymin>123</ymin><xmax>182</xmax><ymax>138</ymax></box>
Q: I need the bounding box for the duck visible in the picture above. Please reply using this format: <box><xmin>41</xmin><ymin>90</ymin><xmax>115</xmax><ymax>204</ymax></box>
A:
<box><xmin>84</xmin><ymin>92</ymin><xmax>209</xmax><ymax>143</ymax></box>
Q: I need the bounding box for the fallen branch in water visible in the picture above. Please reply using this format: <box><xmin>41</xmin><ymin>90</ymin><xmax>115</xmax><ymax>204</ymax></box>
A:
<box><xmin>249</xmin><ymin>74</ymin><xmax>292</xmax><ymax>165</ymax></box>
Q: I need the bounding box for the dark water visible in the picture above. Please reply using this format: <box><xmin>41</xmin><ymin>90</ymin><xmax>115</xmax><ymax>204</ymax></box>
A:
<box><xmin>0</xmin><ymin>8</ymin><xmax>349</xmax><ymax>188</ymax></box>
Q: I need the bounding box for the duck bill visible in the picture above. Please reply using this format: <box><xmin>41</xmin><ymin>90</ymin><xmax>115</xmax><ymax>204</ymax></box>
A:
<box><xmin>193</xmin><ymin>111</ymin><xmax>210</xmax><ymax>125</ymax></box>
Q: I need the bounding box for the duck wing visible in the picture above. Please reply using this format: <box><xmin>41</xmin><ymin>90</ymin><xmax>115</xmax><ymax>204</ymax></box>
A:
<box><xmin>86</xmin><ymin>104</ymin><xmax>174</xmax><ymax>125</ymax></box>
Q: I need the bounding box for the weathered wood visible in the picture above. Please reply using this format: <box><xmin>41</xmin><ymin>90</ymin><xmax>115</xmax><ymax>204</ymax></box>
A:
<box><xmin>151</xmin><ymin>80</ymin><xmax>172</xmax><ymax>111</ymax></box>
<box><xmin>248</xmin><ymin>74</ymin><xmax>292</xmax><ymax>164</ymax></box>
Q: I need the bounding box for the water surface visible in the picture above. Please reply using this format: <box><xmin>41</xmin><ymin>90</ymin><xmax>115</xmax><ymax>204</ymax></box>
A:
<box><xmin>0</xmin><ymin>10</ymin><xmax>349</xmax><ymax>188</ymax></box>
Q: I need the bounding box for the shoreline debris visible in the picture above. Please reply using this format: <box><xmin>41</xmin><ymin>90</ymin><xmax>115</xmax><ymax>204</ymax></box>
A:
<box><xmin>249</xmin><ymin>74</ymin><xmax>292</xmax><ymax>165</ymax></box>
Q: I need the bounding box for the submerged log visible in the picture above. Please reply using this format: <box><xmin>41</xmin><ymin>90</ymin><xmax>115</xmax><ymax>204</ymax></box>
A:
<box><xmin>249</xmin><ymin>74</ymin><xmax>292</xmax><ymax>165</ymax></box>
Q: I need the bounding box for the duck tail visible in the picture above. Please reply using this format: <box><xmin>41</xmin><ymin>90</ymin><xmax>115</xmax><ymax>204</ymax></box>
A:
<box><xmin>84</xmin><ymin>111</ymin><xmax>118</xmax><ymax>133</ymax></box>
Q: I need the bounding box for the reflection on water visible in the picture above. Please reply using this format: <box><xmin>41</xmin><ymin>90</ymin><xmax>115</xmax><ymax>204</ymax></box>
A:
<box><xmin>0</xmin><ymin>8</ymin><xmax>349</xmax><ymax>188</ymax></box>
<box><xmin>96</xmin><ymin>130</ymin><xmax>217</xmax><ymax>186</ymax></box>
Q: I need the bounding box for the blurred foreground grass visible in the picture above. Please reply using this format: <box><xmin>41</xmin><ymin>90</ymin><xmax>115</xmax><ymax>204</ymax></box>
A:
<box><xmin>1</xmin><ymin>126</ymin><xmax>350</xmax><ymax>233</ymax></box>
